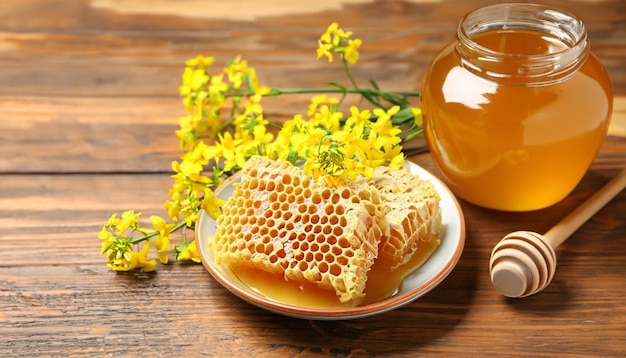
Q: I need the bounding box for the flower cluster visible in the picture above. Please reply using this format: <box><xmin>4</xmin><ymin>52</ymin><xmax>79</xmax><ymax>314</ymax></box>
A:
<box><xmin>99</xmin><ymin>23</ymin><xmax>423</xmax><ymax>271</ymax></box>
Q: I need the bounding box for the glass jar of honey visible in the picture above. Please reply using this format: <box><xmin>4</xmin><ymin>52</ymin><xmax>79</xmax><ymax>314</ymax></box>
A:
<box><xmin>421</xmin><ymin>3</ymin><xmax>613</xmax><ymax>211</ymax></box>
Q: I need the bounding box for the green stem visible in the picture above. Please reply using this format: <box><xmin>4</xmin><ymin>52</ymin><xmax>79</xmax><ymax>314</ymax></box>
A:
<box><xmin>266</xmin><ymin>87</ymin><xmax>420</xmax><ymax>99</ymax></box>
<box><xmin>131</xmin><ymin>220</ymin><xmax>187</xmax><ymax>245</ymax></box>
<box><xmin>342</xmin><ymin>58</ymin><xmax>359</xmax><ymax>89</ymax></box>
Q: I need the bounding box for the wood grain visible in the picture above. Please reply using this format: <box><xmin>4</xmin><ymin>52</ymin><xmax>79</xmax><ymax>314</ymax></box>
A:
<box><xmin>1</xmin><ymin>1</ymin><xmax>625</xmax><ymax>356</ymax></box>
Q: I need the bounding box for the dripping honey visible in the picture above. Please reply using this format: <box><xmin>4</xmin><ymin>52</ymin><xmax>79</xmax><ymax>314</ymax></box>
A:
<box><xmin>422</xmin><ymin>29</ymin><xmax>612</xmax><ymax>211</ymax></box>
<box><xmin>231</xmin><ymin>236</ymin><xmax>441</xmax><ymax>309</ymax></box>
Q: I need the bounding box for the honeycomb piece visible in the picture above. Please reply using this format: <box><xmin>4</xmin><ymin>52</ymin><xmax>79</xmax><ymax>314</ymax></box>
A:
<box><xmin>211</xmin><ymin>156</ymin><xmax>385</xmax><ymax>305</ymax></box>
<box><xmin>367</xmin><ymin>166</ymin><xmax>443</xmax><ymax>270</ymax></box>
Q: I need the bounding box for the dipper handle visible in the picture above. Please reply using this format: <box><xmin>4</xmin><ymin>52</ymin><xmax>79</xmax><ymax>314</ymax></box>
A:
<box><xmin>543</xmin><ymin>168</ymin><xmax>626</xmax><ymax>248</ymax></box>
<box><xmin>490</xmin><ymin>168</ymin><xmax>626</xmax><ymax>298</ymax></box>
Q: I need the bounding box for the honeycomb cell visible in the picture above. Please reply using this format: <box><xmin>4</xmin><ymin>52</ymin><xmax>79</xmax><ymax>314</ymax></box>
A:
<box><xmin>338</xmin><ymin>237</ymin><xmax>351</xmax><ymax>248</ymax></box>
<box><xmin>321</xmin><ymin>244</ymin><xmax>330</xmax><ymax>253</ymax></box>
<box><xmin>266</xmin><ymin>181</ymin><xmax>275</xmax><ymax>191</ymax></box>
<box><xmin>303</xmin><ymin>187</ymin><xmax>312</xmax><ymax>198</ymax></box>
<box><xmin>318</xmin><ymin>262</ymin><xmax>328</xmax><ymax>273</ymax></box>
<box><xmin>339</xmin><ymin>216</ymin><xmax>347</xmax><ymax>226</ymax></box>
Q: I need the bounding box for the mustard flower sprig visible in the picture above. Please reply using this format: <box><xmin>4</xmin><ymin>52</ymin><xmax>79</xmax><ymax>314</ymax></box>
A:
<box><xmin>177</xmin><ymin>22</ymin><xmax>422</xmax><ymax>153</ymax></box>
<box><xmin>98</xmin><ymin>211</ymin><xmax>191</xmax><ymax>272</ymax></box>
<box><xmin>100</xmin><ymin>22</ymin><xmax>426</xmax><ymax>271</ymax></box>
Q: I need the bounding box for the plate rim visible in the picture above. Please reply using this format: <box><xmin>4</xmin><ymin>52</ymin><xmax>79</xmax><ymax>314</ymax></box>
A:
<box><xmin>195</xmin><ymin>160</ymin><xmax>466</xmax><ymax>320</ymax></box>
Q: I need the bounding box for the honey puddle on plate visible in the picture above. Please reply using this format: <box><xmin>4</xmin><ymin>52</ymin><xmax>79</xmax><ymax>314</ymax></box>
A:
<box><xmin>231</xmin><ymin>237</ymin><xmax>440</xmax><ymax>309</ymax></box>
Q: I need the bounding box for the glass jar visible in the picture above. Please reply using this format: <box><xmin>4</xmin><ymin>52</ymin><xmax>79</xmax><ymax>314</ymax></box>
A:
<box><xmin>421</xmin><ymin>3</ymin><xmax>613</xmax><ymax>211</ymax></box>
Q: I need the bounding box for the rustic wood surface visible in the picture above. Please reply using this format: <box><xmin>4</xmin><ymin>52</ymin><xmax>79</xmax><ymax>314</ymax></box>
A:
<box><xmin>1</xmin><ymin>0</ymin><xmax>625</xmax><ymax>356</ymax></box>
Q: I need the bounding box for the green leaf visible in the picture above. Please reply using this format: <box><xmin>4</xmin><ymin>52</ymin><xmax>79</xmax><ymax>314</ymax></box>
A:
<box><xmin>391</xmin><ymin>107</ymin><xmax>414</xmax><ymax>125</ymax></box>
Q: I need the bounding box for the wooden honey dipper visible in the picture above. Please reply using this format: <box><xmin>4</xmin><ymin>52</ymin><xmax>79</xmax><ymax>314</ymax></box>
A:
<box><xmin>490</xmin><ymin>168</ymin><xmax>626</xmax><ymax>298</ymax></box>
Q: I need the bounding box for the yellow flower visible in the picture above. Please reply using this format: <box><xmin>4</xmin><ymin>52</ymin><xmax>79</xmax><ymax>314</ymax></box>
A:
<box><xmin>217</xmin><ymin>132</ymin><xmax>246</xmax><ymax>172</ymax></box>
<box><xmin>104</xmin><ymin>237</ymin><xmax>156</xmax><ymax>272</ymax></box>
<box><xmin>133</xmin><ymin>242</ymin><xmax>158</xmax><ymax>272</ymax></box>
<box><xmin>308</xmin><ymin>94</ymin><xmax>337</xmax><ymax>116</ymax></box>
<box><xmin>248</xmin><ymin>68</ymin><xmax>272</xmax><ymax>95</ymax></box>
<box><xmin>202</xmin><ymin>189</ymin><xmax>225</xmax><ymax>220</ymax></box>
<box><xmin>185</xmin><ymin>55</ymin><xmax>215</xmax><ymax>69</ymax></box>
<box><xmin>147</xmin><ymin>215</ymin><xmax>175</xmax><ymax>264</ymax></box>
<box><xmin>316</xmin><ymin>42</ymin><xmax>335</xmax><ymax>62</ymax></box>
<box><xmin>319</xmin><ymin>22</ymin><xmax>339</xmax><ymax>44</ymax></box>
<box><xmin>344</xmin><ymin>38</ymin><xmax>362</xmax><ymax>64</ymax></box>
<box><xmin>164</xmin><ymin>198</ymin><xmax>182</xmax><ymax>222</ymax></box>
<box><xmin>176</xmin><ymin>241</ymin><xmax>201</xmax><ymax>263</ymax></box>
<box><xmin>234</xmin><ymin>96</ymin><xmax>272</xmax><ymax>145</ymax></box>
<box><xmin>225</xmin><ymin>56</ymin><xmax>247</xmax><ymax>89</ymax></box>
<box><xmin>387</xmin><ymin>148</ymin><xmax>406</xmax><ymax>169</ymax></box>
<box><xmin>208</xmin><ymin>74</ymin><xmax>229</xmax><ymax>104</ymax></box>
<box><xmin>316</xmin><ymin>23</ymin><xmax>361</xmax><ymax>65</ymax></box>
<box><xmin>412</xmin><ymin>107</ymin><xmax>423</xmax><ymax>127</ymax></box>
<box><xmin>117</xmin><ymin>210</ymin><xmax>141</xmax><ymax>233</ymax></box>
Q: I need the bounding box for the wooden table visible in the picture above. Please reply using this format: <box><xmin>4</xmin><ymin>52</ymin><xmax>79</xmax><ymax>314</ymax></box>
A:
<box><xmin>2</xmin><ymin>0</ymin><xmax>625</xmax><ymax>356</ymax></box>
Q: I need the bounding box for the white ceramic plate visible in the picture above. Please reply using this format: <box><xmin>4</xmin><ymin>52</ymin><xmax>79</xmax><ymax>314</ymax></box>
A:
<box><xmin>195</xmin><ymin>161</ymin><xmax>465</xmax><ymax>320</ymax></box>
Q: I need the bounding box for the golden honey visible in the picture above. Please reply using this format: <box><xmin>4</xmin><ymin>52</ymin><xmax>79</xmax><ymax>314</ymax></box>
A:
<box><xmin>232</xmin><ymin>235</ymin><xmax>440</xmax><ymax>309</ymax></box>
<box><xmin>421</xmin><ymin>3</ymin><xmax>613</xmax><ymax>211</ymax></box>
